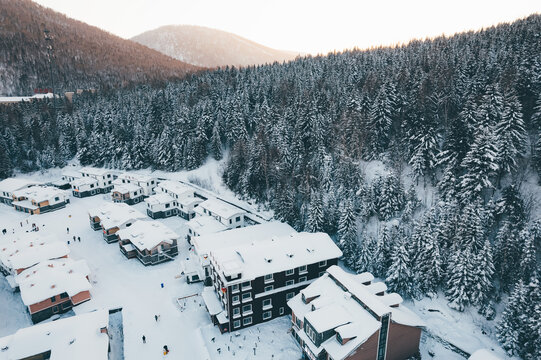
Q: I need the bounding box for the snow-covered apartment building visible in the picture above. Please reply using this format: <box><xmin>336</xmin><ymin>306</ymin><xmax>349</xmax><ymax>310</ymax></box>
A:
<box><xmin>112</xmin><ymin>173</ymin><xmax>157</xmax><ymax>205</ymax></box>
<box><xmin>117</xmin><ymin>220</ymin><xmax>179</xmax><ymax>265</ymax></box>
<box><xmin>11</xmin><ymin>186</ymin><xmax>69</xmax><ymax>215</ymax></box>
<box><xmin>202</xmin><ymin>232</ymin><xmax>342</xmax><ymax>333</ymax></box>
<box><xmin>16</xmin><ymin>258</ymin><xmax>92</xmax><ymax>323</ymax></box>
<box><xmin>189</xmin><ymin>222</ymin><xmax>296</xmax><ymax>282</ymax></box>
<box><xmin>0</xmin><ymin>309</ymin><xmax>110</xmax><ymax>360</ymax></box>
<box><xmin>288</xmin><ymin>266</ymin><xmax>425</xmax><ymax>360</ymax></box>
<box><xmin>96</xmin><ymin>204</ymin><xmax>147</xmax><ymax>243</ymax></box>
<box><xmin>0</xmin><ymin>178</ymin><xmax>40</xmax><ymax>206</ymax></box>
<box><xmin>0</xmin><ymin>233</ymin><xmax>70</xmax><ymax>276</ymax></box>
<box><xmin>145</xmin><ymin>180</ymin><xmax>202</xmax><ymax>220</ymax></box>
<box><xmin>71</xmin><ymin>167</ymin><xmax>116</xmax><ymax>198</ymax></box>
<box><xmin>197</xmin><ymin>198</ymin><xmax>247</xmax><ymax>229</ymax></box>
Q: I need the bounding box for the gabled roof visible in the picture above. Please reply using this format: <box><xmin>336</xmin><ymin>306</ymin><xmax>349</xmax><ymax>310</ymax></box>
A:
<box><xmin>71</xmin><ymin>177</ymin><xmax>99</xmax><ymax>187</ymax></box>
<box><xmin>17</xmin><ymin>258</ymin><xmax>91</xmax><ymax>305</ymax></box>
<box><xmin>199</xmin><ymin>198</ymin><xmax>245</xmax><ymax>219</ymax></box>
<box><xmin>187</xmin><ymin>216</ymin><xmax>228</xmax><ymax>235</ymax></box>
<box><xmin>157</xmin><ymin>180</ymin><xmax>193</xmax><ymax>198</ymax></box>
<box><xmin>0</xmin><ymin>309</ymin><xmax>109</xmax><ymax>360</ymax></box>
<box><xmin>0</xmin><ymin>234</ymin><xmax>70</xmax><ymax>272</ymax></box>
<box><xmin>79</xmin><ymin>167</ymin><xmax>113</xmax><ymax>176</ymax></box>
<box><xmin>112</xmin><ymin>183</ymin><xmax>141</xmax><ymax>194</ymax></box>
<box><xmin>145</xmin><ymin>193</ymin><xmax>175</xmax><ymax>206</ymax></box>
<box><xmin>12</xmin><ymin>186</ymin><xmax>66</xmax><ymax>203</ymax></box>
<box><xmin>0</xmin><ymin>178</ymin><xmax>40</xmax><ymax>194</ymax></box>
<box><xmin>117</xmin><ymin>220</ymin><xmax>179</xmax><ymax>251</ymax></box>
<box><xmin>99</xmin><ymin>205</ymin><xmax>146</xmax><ymax>230</ymax></box>
<box><xmin>117</xmin><ymin>172</ymin><xmax>156</xmax><ymax>183</ymax></box>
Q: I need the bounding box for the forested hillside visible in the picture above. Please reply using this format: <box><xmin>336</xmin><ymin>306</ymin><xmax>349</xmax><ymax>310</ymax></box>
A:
<box><xmin>132</xmin><ymin>25</ymin><xmax>299</xmax><ymax>68</ymax></box>
<box><xmin>1</xmin><ymin>15</ymin><xmax>541</xmax><ymax>358</ymax></box>
<box><xmin>0</xmin><ymin>0</ymin><xmax>200</xmax><ymax>95</ymax></box>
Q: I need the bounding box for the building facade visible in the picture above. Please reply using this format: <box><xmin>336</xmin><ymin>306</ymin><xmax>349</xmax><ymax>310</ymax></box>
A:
<box><xmin>11</xmin><ymin>186</ymin><xmax>69</xmax><ymax>215</ymax></box>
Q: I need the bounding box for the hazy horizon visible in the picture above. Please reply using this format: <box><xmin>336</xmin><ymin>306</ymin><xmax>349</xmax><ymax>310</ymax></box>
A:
<box><xmin>30</xmin><ymin>0</ymin><xmax>541</xmax><ymax>55</ymax></box>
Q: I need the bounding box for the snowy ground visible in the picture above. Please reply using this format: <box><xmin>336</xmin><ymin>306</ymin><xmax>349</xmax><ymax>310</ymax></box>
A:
<box><xmin>0</xmin><ymin>183</ymin><xmax>297</xmax><ymax>359</ymax></box>
<box><xmin>0</xmin><ymin>162</ymin><xmax>516</xmax><ymax>359</ymax></box>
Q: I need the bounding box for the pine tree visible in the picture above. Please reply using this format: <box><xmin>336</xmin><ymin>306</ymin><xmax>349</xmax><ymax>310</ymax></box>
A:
<box><xmin>386</xmin><ymin>237</ymin><xmax>414</xmax><ymax>298</ymax></box>
<box><xmin>306</xmin><ymin>191</ymin><xmax>325</xmax><ymax>232</ymax></box>
<box><xmin>519</xmin><ymin>234</ymin><xmax>537</xmax><ymax>282</ymax></box>
<box><xmin>497</xmin><ymin>280</ymin><xmax>525</xmax><ymax>356</ymax></box>
<box><xmin>446</xmin><ymin>246</ymin><xmax>475</xmax><ymax>311</ymax></box>
<box><xmin>474</xmin><ymin>239</ymin><xmax>495</xmax><ymax>318</ymax></box>
<box><xmin>495</xmin><ymin>93</ymin><xmax>526</xmax><ymax>174</ymax></box>
<box><xmin>209</xmin><ymin>121</ymin><xmax>223</xmax><ymax>160</ymax></box>
<box><xmin>338</xmin><ymin>199</ymin><xmax>358</xmax><ymax>268</ymax></box>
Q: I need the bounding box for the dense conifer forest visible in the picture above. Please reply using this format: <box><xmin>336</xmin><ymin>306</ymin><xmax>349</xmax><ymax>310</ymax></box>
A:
<box><xmin>1</xmin><ymin>14</ymin><xmax>541</xmax><ymax>358</ymax></box>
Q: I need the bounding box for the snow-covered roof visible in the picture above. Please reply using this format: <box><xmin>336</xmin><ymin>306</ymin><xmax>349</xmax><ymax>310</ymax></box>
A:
<box><xmin>71</xmin><ymin>177</ymin><xmax>98</xmax><ymax>187</ymax></box>
<box><xmin>17</xmin><ymin>258</ymin><xmax>91</xmax><ymax>305</ymax></box>
<box><xmin>145</xmin><ymin>193</ymin><xmax>175</xmax><ymax>206</ymax></box>
<box><xmin>187</xmin><ymin>216</ymin><xmax>228</xmax><ymax>236</ymax></box>
<box><xmin>193</xmin><ymin>221</ymin><xmax>296</xmax><ymax>258</ymax></box>
<box><xmin>469</xmin><ymin>349</ymin><xmax>502</xmax><ymax>360</ymax></box>
<box><xmin>12</xmin><ymin>186</ymin><xmax>66</xmax><ymax>203</ymax></box>
<box><xmin>0</xmin><ymin>309</ymin><xmax>109</xmax><ymax>360</ymax></box>
<box><xmin>199</xmin><ymin>198</ymin><xmax>245</xmax><ymax>219</ymax></box>
<box><xmin>202</xmin><ymin>286</ymin><xmax>223</xmax><ymax>316</ymax></box>
<box><xmin>117</xmin><ymin>173</ymin><xmax>156</xmax><ymax>183</ymax></box>
<box><xmin>79</xmin><ymin>167</ymin><xmax>112</xmax><ymax>176</ymax></box>
<box><xmin>157</xmin><ymin>180</ymin><xmax>193</xmax><ymax>198</ymax></box>
<box><xmin>87</xmin><ymin>202</ymin><xmax>127</xmax><ymax>219</ymax></box>
<box><xmin>211</xmin><ymin>232</ymin><xmax>342</xmax><ymax>284</ymax></box>
<box><xmin>61</xmin><ymin>169</ymin><xmax>82</xmax><ymax>179</ymax></box>
<box><xmin>178</xmin><ymin>196</ymin><xmax>203</xmax><ymax>207</ymax></box>
<box><xmin>117</xmin><ymin>220</ymin><xmax>179</xmax><ymax>251</ymax></box>
<box><xmin>0</xmin><ymin>178</ymin><xmax>40</xmax><ymax>194</ymax></box>
<box><xmin>0</xmin><ymin>93</ymin><xmax>54</xmax><ymax>104</ymax></box>
<box><xmin>288</xmin><ymin>266</ymin><xmax>425</xmax><ymax>360</ymax></box>
<box><xmin>99</xmin><ymin>205</ymin><xmax>146</xmax><ymax>230</ymax></box>
<box><xmin>112</xmin><ymin>183</ymin><xmax>141</xmax><ymax>194</ymax></box>
<box><xmin>0</xmin><ymin>234</ymin><xmax>70</xmax><ymax>272</ymax></box>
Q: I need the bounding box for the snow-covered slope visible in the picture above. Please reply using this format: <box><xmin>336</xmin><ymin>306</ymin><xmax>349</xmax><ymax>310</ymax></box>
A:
<box><xmin>131</xmin><ymin>25</ymin><xmax>300</xmax><ymax>68</ymax></box>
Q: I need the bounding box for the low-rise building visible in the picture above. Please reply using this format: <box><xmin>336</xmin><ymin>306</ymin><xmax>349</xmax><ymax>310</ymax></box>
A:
<box><xmin>197</xmin><ymin>198</ymin><xmax>246</xmax><ymax>229</ymax></box>
<box><xmin>0</xmin><ymin>178</ymin><xmax>41</xmax><ymax>206</ymax></box>
<box><xmin>155</xmin><ymin>180</ymin><xmax>193</xmax><ymax>200</ymax></box>
<box><xmin>0</xmin><ymin>233</ymin><xmax>70</xmax><ymax>276</ymax></box>
<box><xmin>71</xmin><ymin>167</ymin><xmax>115</xmax><ymax>198</ymax></box>
<box><xmin>111</xmin><ymin>182</ymin><xmax>144</xmax><ymax>205</ymax></box>
<box><xmin>99</xmin><ymin>205</ymin><xmax>147</xmax><ymax>243</ymax></box>
<box><xmin>177</xmin><ymin>196</ymin><xmax>203</xmax><ymax>220</ymax></box>
<box><xmin>117</xmin><ymin>220</ymin><xmax>179</xmax><ymax>265</ymax></box>
<box><xmin>87</xmin><ymin>202</ymin><xmax>124</xmax><ymax>231</ymax></box>
<box><xmin>12</xmin><ymin>186</ymin><xmax>69</xmax><ymax>215</ymax></box>
<box><xmin>0</xmin><ymin>309</ymin><xmax>110</xmax><ymax>359</ymax></box>
<box><xmin>145</xmin><ymin>193</ymin><xmax>178</xmax><ymax>219</ymax></box>
<box><xmin>115</xmin><ymin>173</ymin><xmax>157</xmax><ymax>197</ymax></box>
<box><xmin>17</xmin><ymin>258</ymin><xmax>92</xmax><ymax>323</ymax></box>
<box><xmin>186</xmin><ymin>215</ymin><xmax>228</xmax><ymax>244</ymax></box>
<box><xmin>288</xmin><ymin>265</ymin><xmax>425</xmax><ymax>360</ymax></box>
<box><xmin>203</xmin><ymin>232</ymin><xmax>342</xmax><ymax>333</ymax></box>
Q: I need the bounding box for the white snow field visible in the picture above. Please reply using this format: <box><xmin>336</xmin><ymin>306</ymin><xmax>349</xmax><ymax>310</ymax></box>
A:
<box><xmin>0</xmin><ymin>163</ymin><xmax>515</xmax><ymax>359</ymax></box>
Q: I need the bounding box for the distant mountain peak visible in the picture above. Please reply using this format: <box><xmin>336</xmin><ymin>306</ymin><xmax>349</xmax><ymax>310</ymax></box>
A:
<box><xmin>131</xmin><ymin>25</ymin><xmax>300</xmax><ymax>68</ymax></box>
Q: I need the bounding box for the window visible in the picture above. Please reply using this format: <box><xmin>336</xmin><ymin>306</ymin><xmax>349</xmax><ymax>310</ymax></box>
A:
<box><xmin>165</xmin><ymin>203</ymin><xmax>170</xmax><ymax>208</ymax></box>
<box><xmin>50</xmin><ymin>296</ymin><xmax>56</xmax><ymax>303</ymax></box>
<box><xmin>54</xmin><ymin>197</ymin><xmax>60</xmax><ymax>201</ymax></box>
<box><xmin>263</xmin><ymin>311</ymin><xmax>272</xmax><ymax>320</ymax></box>
<box><xmin>229</xmin><ymin>219</ymin><xmax>232</xmax><ymax>224</ymax></box>
<box><xmin>286</xmin><ymin>292</ymin><xmax>295</xmax><ymax>300</ymax></box>
<box><xmin>299</xmin><ymin>276</ymin><xmax>307</xmax><ymax>283</ymax></box>
<box><xmin>90</xmin><ymin>184</ymin><xmax>94</xmax><ymax>188</ymax></box>
<box><xmin>232</xmin><ymin>307</ymin><xmax>240</xmax><ymax>318</ymax></box>
<box><xmin>232</xmin><ymin>295</ymin><xmax>240</xmax><ymax>304</ymax></box>
<box><xmin>264</xmin><ymin>274</ymin><xmax>273</xmax><ymax>283</ymax></box>
<box><xmin>241</xmin><ymin>281</ymin><xmax>251</xmax><ymax>290</ymax></box>
<box><xmin>60</xmin><ymin>293</ymin><xmax>69</xmax><ymax>299</ymax></box>
<box><xmin>231</xmin><ymin>284</ymin><xmax>239</xmax><ymax>293</ymax></box>
<box><xmin>242</xmin><ymin>292</ymin><xmax>252</xmax><ymax>302</ymax></box>
<box><xmin>233</xmin><ymin>320</ymin><xmax>241</xmax><ymax>328</ymax></box>
<box><xmin>242</xmin><ymin>304</ymin><xmax>252</xmax><ymax>315</ymax></box>
<box><xmin>286</xmin><ymin>279</ymin><xmax>295</xmax><ymax>286</ymax></box>
<box><xmin>298</xmin><ymin>265</ymin><xmax>307</xmax><ymax>274</ymax></box>
<box><xmin>262</xmin><ymin>298</ymin><xmax>272</xmax><ymax>309</ymax></box>
<box><xmin>279</xmin><ymin>307</ymin><xmax>284</xmax><ymax>315</ymax></box>
<box><xmin>243</xmin><ymin>317</ymin><xmax>252</xmax><ymax>326</ymax></box>
<box><xmin>236</xmin><ymin>216</ymin><xmax>241</xmax><ymax>222</ymax></box>
<box><xmin>264</xmin><ymin>285</ymin><xmax>274</xmax><ymax>292</ymax></box>
<box><xmin>285</xmin><ymin>269</ymin><xmax>294</xmax><ymax>276</ymax></box>
<box><xmin>319</xmin><ymin>260</ymin><xmax>327</xmax><ymax>267</ymax></box>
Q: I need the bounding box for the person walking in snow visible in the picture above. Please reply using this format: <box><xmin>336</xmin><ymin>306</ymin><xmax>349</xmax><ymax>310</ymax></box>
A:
<box><xmin>155</xmin><ymin>315</ymin><xmax>158</xmax><ymax>322</ymax></box>
<box><xmin>2</xmin><ymin>229</ymin><xmax>6</xmax><ymax>235</ymax></box>
<box><xmin>163</xmin><ymin>345</ymin><xmax>169</xmax><ymax>355</ymax></box>
<box><xmin>142</xmin><ymin>335</ymin><xmax>146</xmax><ymax>343</ymax></box>
<box><xmin>78</xmin><ymin>236</ymin><xmax>81</xmax><ymax>242</ymax></box>
<box><xmin>73</xmin><ymin>236</ymin><xmax>76</xmax><ymax>242</ymax></box>
<box><xmin>66</xmin><ymin>227</ymin><xmax>69</xmax><ymax>234</ymax></box>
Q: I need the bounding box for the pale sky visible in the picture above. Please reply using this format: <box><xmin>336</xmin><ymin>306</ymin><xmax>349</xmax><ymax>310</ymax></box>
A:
<box><xmin>33</xmin><ymin>0</ymin><xmax>541</xmax><ymax>55</ymax></box>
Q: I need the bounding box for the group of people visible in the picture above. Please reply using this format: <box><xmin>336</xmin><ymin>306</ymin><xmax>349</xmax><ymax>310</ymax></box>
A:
<box><xmin>142</xmin><ymin>315</ymin><xmax>170</xmax><ymax>355</ymax></box>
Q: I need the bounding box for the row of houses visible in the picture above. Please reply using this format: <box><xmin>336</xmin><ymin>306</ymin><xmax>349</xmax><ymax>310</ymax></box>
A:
<box><xmin>0</xmin><ymin>233</ymin><xmax>92</xmax><ymax>323</ymax></box>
